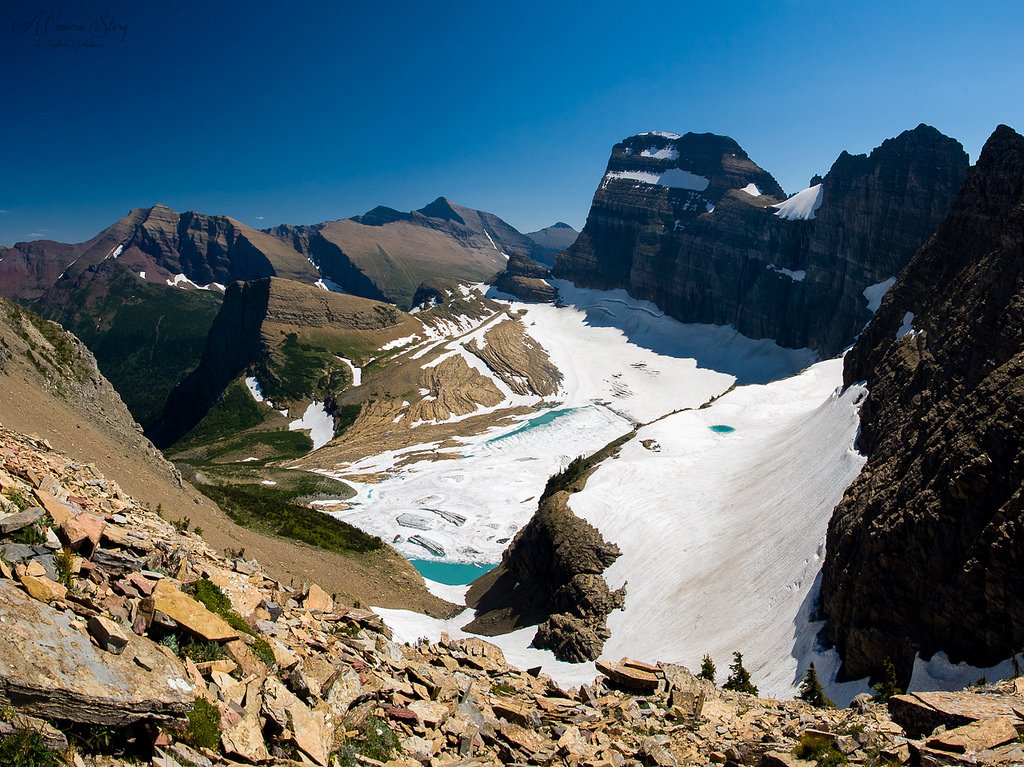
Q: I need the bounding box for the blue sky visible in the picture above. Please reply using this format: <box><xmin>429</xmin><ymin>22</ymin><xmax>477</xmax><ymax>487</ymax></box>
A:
<box><xmin>3</xmin><ymin>1</ymin><xmax>1023</xmax><ymax>244</ymax></box>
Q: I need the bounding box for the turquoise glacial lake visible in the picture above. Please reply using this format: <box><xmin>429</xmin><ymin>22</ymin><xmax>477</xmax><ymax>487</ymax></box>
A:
<box><xmin>709</xmin><ymin>424</ymin><xmax>736</xmax><ymax>433</ymax></box>
<box><xmin>409</xmin><ymin>560</ymin><xmax>497</xmax><ymax>585</ymax></box>
<box><xmin>486</xmin><ymin>407</ymin><xmax>581</xmax><ymax>444</ymax></box>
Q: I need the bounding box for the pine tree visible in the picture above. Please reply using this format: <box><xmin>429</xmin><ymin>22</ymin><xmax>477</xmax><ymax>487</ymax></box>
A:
<box><xmin>698</xmin><ymin>654</ymin><xmax>716</xmax><ymax>683</ymax></box>
<box><xmin>797</xmin><ymin>663</ymin><xmax>834</xmax><ymax>708</ymax></box>
<box><xmin>723</xmin><ymin>651</ymin><xmax>758</xmax><ymax>695</ymax></box>
<box><xmin>1011</xmin><ymin>649</ymin><xmax>1022</xmax><ymax>679</ymax></box>
<box><xmin>871</xmin><ymin>658</ymin><xmax>902</xmax><ymax>702</ymax></box>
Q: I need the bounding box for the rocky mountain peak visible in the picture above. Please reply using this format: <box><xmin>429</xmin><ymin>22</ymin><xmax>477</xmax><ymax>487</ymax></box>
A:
<box><xmin>821</xmin><ymin>123</ymin><xmax>1024</xmax><ymax>683</ymax></box>
<box><xmin>556</xmin><ymin>125</ymin><xmax>969</xmax><ymax>356</ymax></box>
<box><xmin>416</xmin><ymin>196</ymin><xmax>466</xmax><ymax>223</ymax></box>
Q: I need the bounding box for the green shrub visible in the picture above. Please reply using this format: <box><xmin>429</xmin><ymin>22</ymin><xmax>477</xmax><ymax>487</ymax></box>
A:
<box><xmin>722</xmin><ymin>651</ymin><xmax>758</xmax><ymax>695</ymax></box>
<box><xmin>698</xmin><ymin>654</ymin><xmax>716</xmax><ymax>683</ymax></box>
<box><xmin>0</xmin><ymin>726</ymin><xmax>66</xmax><ymax>766</ymax></box>
<box><xmin>797</xmin><ymin>662</ymin><xmax>834</xmax><ymax>708</ymax></box>
<box><xmin>4</xmin><ymin>490</ymin><xmax>31</xmax><ymax>511</ymax></box>
<box><xmin>794</xmin><ymin>732</ymin><xmax>847</xmax><ymax>767</ymax></box>
<box><xmin>333</xmin><ymin>715</ymin><xmax>401</xmax><ymax>766</ymax></box>
<box><xmin>871</xmin><ymin>659</ymin><xmax>902</xmax><ymax>702</ymax></box>
<box><xmin>12</xmin><ymin>525</ymin><xmax>46</xmax><ymax>546</ymax></box>
<box><xmin>172</xmin><ymin>517</ymin><xmax>191</xmax><ymax>533</ymax></box>
<box><xmin>184</xmin><ymin>698</ymin><xmax>221</xmax><ymax>752</ymax></box>
<box><xmin>181</xmin><ymin>640</ymin><xmax>225</xmax><ymax>663</ymax></box>
<box><xmin>54</xmin><ymin>549</ymin><xmax>75</xmax><ymax>591</ymax></box>
<box><xmin>198</xmin><ymin>483</ymin><xmax>381</xmax><ymax>555</ymax></box>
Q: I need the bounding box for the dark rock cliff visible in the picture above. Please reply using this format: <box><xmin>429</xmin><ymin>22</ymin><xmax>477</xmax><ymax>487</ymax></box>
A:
<box><xmin>821</xmin><ymin>125</ymin><xmax>1024</xmax><ymax>683</ymax></box>
<box><xmin>555</xmin><ymin>126</ymin><xmax>969</xmax><ymax>355</ymax></box>
<box><xmin>493</xmin><ymin>252</ymin><xmax>557</xmax><ymax>303</ymax></box>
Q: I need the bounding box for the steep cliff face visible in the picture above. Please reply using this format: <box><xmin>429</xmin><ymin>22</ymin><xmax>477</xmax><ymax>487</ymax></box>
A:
<box><xmin>821</xmin><ymin>125</ymin><xmax>1024</xmax><ymax>683</ymax></box>
<box><xmin>556</xmin><ymin>126</ymin><xmax>969</xmax><ymax>355</ymax></box>
<box><xmin>149</xmin><ymin>277</ymin><xmax>417</xmax><ymax>448</ymax></box>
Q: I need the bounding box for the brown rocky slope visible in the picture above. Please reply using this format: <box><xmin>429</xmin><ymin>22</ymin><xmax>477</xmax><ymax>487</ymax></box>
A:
<box><xmin>4</xmin><ymin>424</ymin><xmax>1022</xmax><ymax>766</ymax></box>
<box><xmin>822</xmin><ymin>124</ymin><xmax>1024</xmax><ymax>684</ymax></box>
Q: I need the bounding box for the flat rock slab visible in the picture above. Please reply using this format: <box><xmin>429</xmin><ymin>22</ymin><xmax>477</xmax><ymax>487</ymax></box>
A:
<box><xmin>596</xmin><ymin>659</ymin><xmax>660</xmax><ymax>693</ymax></box>
<box><xmin>890</xmin><ymin>691</ymin><xmax>1024</xmax><ymax>738</ymax></box>
<box><xmin>0</xmin><ymin>579</ymin><xmax>194</xmax><ymax>725</ymax></box>
<box><xmin>144</xmin><ymin>579</ymin><xmax>239</xmax><ymax>642</ymax></box>
<box><xmin>926</xmin><ymin>716</ymin><xmax>1020</xmax><ymax>754</ymax></box>
<box><xmin>0</xmin><ymin>506</ymin><xmax>44</xmax><ymax>534</ymax></box>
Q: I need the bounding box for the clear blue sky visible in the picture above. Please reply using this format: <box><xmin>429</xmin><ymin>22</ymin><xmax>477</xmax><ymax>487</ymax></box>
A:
<box><xmin>3</xmin><ymin>0</ymin><xmax>1023</xmax><ymax>244</ymax></box>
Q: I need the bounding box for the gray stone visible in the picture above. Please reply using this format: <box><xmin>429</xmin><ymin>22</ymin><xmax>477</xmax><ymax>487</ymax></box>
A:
<box><xmin>0</xmin><ymin>579</ymin><xmax>193</xmax><ymax>725</ymax></box>
<box><xmin>0</xmin><ymin>507</ymin><xmax>45</xmax><ymax>535</ymax></box>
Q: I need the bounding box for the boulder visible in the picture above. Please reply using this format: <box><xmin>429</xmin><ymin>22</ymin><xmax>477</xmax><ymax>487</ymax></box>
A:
<box><xmin>596</xmin><ymin>659</ymin><xmax>660</xmax><ymax>693</ymax></box>
<box><xmin>926</xmin><ymin>716</ymin><xmax>1020</xmax><ymax>754</ymax></box>
<box><xmin>59</xmin><ymin>512</ymin><xmax>106</xmax><ymax>554</ymax></box>
<box><xmin>0</xmin><ymin>506</ymin><xmax>44</xmax><ymax>535</ymax></box>
<box><xmin>19</xmin><ymin>573</ymin><xmax>67</xmax><ymax>603</ymax></box>
<box><xmin>220</xmin><ymin>713</ymin><xmax>270</xmax><ymax>763</ymax></box>
<box><xmin>889</xmin><ymin>691</ymin><xmax>1023</xmax><ymax>738</ymax></box>
<box><xmin>0</xmin><ymin>579</ymin><xmax>193</xmax><ymax>725</ymax></box>
<box><xmin>262</xmin><ymin>676</ymin><xmax>332</xmax><ymax>766</ymax></box>
<box><xmin>87</xmin><ymin>615</ymin><xmax>131</xmax><ymax>654</ymax></box>
<box><xmin>304</xmin><ymin>583</ymin><xmax>334</xmax><ymax>612</ymax></box>
<box><xmin>142</xmin><ymin>580</ymin><xmax>238</xmax><ymax>642</ymax></box>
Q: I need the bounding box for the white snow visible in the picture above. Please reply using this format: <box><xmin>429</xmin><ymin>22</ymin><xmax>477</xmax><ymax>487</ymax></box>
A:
<box><xmin>910</xmin><ymin>651</ymin><xmax>1019</xmax><ymax>692</ymax></box>
<box><xmin>321</xmin><ymin>281</ymin><xmax>814</xmax><ymax>565</ymax></box>
<box><xmin>241</xmin><ymin>457</ymin><xmax>259</xmax><ymax>463</ymax></box>
<box><xmin>165</xmin><ymin>273</ymin><xmax>227</xmax><ymax>291</ymax></box>
<box><xmin>336</xmin><ymin>356</ymin><xmax>362</xmax><ymax>387</ymax></box>
<box><xmin>767</xmin><ymin>264</ymin><xmax>807</xmax><ymax>282</ymax></box>
<box><xmin>244</xmin><ymin>376</ymin><xmax>266</xmax><ymax>403</ymax></box>
<box><xmin>138</xmin><ymin>271</ymin><xmax>146</xmax><ymax>280</ymax></box>
<box><xmin>380</xmin><ymin>334</ymin><xmax>421</xmax><ymax>352</ymax></box>
<box><xmin>374</xmin><ymin>604</ymin><xmax>599</xmax><ymax>690</ymax></box>
<box><xmin>740</xmin><ymin>183</ymin><xmax>762</xmax><ymax>196</ymax></box>
<box><xmin>897</xmin><ymin>311</ymin><xmax>917</xmax><ymax>339</ymax></box>
<box><xmin>261</xmin><ymin>480</ymin><xmax>278</xmax><ymax>486</ymax></box>
<box><xmin>568</xmin><ymin>358</ymin><xmax>870</xmax><ymax>703</ymax></box>
<box><xmin>288</xmin><ymin>402</ymin><xmax>335</xmax><ymax>451</ymax></box>
<box><xmin>315</xmin><ymin>277</ymin><xmax>344</xmax><ymax>292</ymax></box>
<box><xmin>773</xmin><ymin>184</ymin><xmax>824</xmax><ymax>221</ymax></box>
<box><xmin>639</xmin><ymin>131</ymin><xmax>681</xmax><ymax>139</ymax></box>
<box><xmin>640</xmin><ymin>146</ymin><xmax>680</xmax><ymax>160</ymax></box>
<box><xmin>603</xmin><ymin>169</ymin><xmax>710</xmax><ymax>192</ymax></box>
<box><xmin>863</xmin><ymin>277</ymin><xmax>896</xmax><ymax>313</ymax></box>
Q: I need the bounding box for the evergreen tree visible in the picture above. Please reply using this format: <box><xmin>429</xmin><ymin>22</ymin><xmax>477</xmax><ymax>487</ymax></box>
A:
<box><xmin>871</xmin><ymin>658</ymin><xmax>902</xmax><ymax>702</ymax></box>
<box><xmin>698</xmin><ymin>654</ymin><xmax>716</xmax><ymax>683</ymax></box>
<box><xmin>1012</xmin><ymin>649</ymin><xmax>1022</xmax><ymax>679</ymax></box>
<box><xmin>722</xmin><ymin>651</ymin><xmax>758</xmax><ymax>695</ymax></box>
<box><xmin>797</xmin><ymin>663</ymin><xmax>834</xmax><ymax>708</ymax></box>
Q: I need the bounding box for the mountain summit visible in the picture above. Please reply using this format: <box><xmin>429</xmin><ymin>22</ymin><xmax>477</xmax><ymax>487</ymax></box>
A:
<box><xmin>556</xmin><ymin>125</ymin><xmax>969</xmax><ymax>356</ymax></box>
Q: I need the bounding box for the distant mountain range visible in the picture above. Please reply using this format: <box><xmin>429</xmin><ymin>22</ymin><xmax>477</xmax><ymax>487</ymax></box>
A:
<box><xmin>0</xmin><ymin>200</ymin><xmax>576</xmax><ymax>429</ymax></box>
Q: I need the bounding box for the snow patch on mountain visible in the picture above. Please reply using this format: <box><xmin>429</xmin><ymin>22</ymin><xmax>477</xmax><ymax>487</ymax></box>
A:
<box><xmin>767</xmin><ymin>264</ymin><xmax>807</xmax><ymax>282</ymax></box>
<box><xmin>863</xmin><ymin>277</ymin><xmax>896</xmax><ymax>313</ymax></box>
<box><xmin>640</xmin><ymin>146</ymin><xmax>680</xmax><ymax>160</ymax></box>
<box><xmin>740</xmin><ymin>183</ymin><xmax>762</xmax><ymax>196</ymax></box>
<box><xmin>774</xmin><ymin>184</ymin><xmax>824</xmax><ymax>221</ymax></box>
<box><xmin>289</xmin><ymin>402</ymin><xmax>334</xmax><ymax>450</ymax></box>
<box><xmin>603</xmin><ymin>169</ymin><xmax>710</xmax><ymax>192</ymax></box>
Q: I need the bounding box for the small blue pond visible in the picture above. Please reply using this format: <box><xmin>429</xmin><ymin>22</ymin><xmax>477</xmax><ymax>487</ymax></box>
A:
<box><xmin>409</xmin><ymin>560</ymin><xmax>497</xmax><ymax>585</ymax></box>
<box><xmin>709</xmin><ymin>424</ymin><xmax>736</xmax><ymax>433</ymax></box>
<box><xmin>486</xmin><ymin>407</ymin><xmax>581</xmax><ymax>444</ymax></box>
